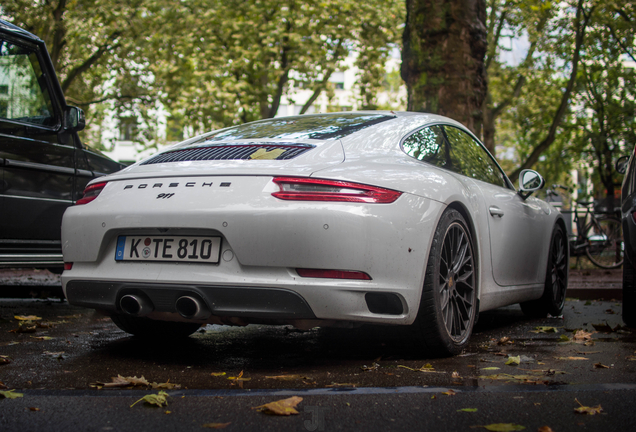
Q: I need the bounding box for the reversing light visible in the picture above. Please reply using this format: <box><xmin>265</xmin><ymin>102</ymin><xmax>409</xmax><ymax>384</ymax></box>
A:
<box><xmin>272</xmin><ymin>177</ymin><xmax>401</xmax><ymax>203</ymax></box>
<box><xmin>64</xmin><ymin>262</ymin><xmax>73</xmax><ymax>271</ymax></box>
<box><xmin>296</xmin><ymin>268</ymin><xmax>372</xmax><ymax>280</ymax></box>
<box><xmin>76</xmin><ymin>182</ymin><xmax>107</xmax><ymax>205</ymax></box>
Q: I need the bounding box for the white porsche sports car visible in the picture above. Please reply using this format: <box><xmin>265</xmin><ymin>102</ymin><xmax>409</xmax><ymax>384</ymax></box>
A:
<box><xmin>61</xmin><ymin>111</ymin><xmax>568</xmax><ymax>356</ymax></box>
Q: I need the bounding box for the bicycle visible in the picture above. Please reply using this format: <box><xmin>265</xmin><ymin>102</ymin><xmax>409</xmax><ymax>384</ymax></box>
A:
<box><xmin>546</xmin><ymin>185</ymin><xmax>623</xmax><ymax>269</ymax></box>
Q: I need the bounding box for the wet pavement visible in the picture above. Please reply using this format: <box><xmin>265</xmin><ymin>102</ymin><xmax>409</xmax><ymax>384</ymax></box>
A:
<box><xmin>1</xmin><ymin>269</ymin><xmax>636</xmax><ymax>430</ymax></box>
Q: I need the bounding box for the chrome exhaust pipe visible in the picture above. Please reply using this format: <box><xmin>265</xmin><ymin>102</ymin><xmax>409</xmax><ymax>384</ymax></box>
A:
<box><xmin>119</xmin><ymin>294</ymin><xmax>154</xmax><ymax>317</ymax></box>
<box><xmin>175</xmin><ymin>296</ymin><xmax>211</xmax><ymax>320</ymax></box>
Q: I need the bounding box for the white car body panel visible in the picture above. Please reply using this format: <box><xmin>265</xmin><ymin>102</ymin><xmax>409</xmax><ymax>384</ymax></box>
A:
<box><xmin>61</xmin><ymin>111</ymin><xmax>563</xmax><ymax>328</ymax></box>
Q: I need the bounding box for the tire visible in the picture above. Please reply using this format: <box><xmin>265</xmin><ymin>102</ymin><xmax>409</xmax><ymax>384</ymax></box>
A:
<box><xmin>521</xmin><ymin>224</ymin><xmax>568</xmax><ymax>317</ymax></box>
<box><xmin>411</xmin><ymin>208</ymin><xmax>477</xmax><ymax>356</ymax></box>
<box><xmin>623</xmin><ymin>255</ymin><xmax>636</xmax><ymax>327</ymax></box>
<box><xmin>585</xmin><ymin>217</ymin><xmax>623</xmax><ymax>269</ymax></box>
<box><xmin>111</xmin><ymin>315</ymin><xmax>201</xmax><ymax>338</ymax></box>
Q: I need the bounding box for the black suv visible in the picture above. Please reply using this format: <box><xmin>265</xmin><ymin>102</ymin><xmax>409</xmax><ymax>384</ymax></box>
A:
<box><xmin>618</xmin><ymin>152</ymin><xmax>636</xmax><ymax>326</ymax></box>
<box><xmin>0</xmin><ymin>20</ymin><xmax>123</xmax><ymax>271</ymax></box>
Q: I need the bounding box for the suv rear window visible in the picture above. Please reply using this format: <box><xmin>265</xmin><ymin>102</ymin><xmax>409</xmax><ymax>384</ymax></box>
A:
<box><xmin>195</xmin><ymin>113</ymin><xmax>395</xmax><ymax>142</ymax></box>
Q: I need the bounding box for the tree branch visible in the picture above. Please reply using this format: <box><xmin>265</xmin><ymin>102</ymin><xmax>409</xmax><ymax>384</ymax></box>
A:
<box><xmin>509</xmin><ymin>0</ymin><xmax>593</xmax><ymax>183</ymax></box>
<box><xmin>61</xmin><ymin>31</ymin><xmax>121</xmax><ymax>92</ymax></box>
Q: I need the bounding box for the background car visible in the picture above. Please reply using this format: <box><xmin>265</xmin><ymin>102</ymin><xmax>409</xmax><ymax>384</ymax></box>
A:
<box><xmin>61</xmin><ymin>112</ymin><xmax>568</xmax><ymax>356</ymax></box>
<box><xmin>0</xmin><ymin>20</ymin><xmax>123</xmax><ymax>272</ymax></box>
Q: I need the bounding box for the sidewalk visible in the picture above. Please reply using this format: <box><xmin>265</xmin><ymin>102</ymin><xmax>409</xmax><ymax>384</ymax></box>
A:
<box><xmin>567</xmin><ymin>268</ymin><xmax>622</xmax><ymax>300</ymax></box>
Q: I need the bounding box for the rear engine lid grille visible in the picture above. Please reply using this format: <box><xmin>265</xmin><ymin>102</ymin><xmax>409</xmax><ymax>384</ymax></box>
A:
<box><xmin>141</xmin><ymin>143</ymin><xmax>315</xmax><ymax>165</ymax></box>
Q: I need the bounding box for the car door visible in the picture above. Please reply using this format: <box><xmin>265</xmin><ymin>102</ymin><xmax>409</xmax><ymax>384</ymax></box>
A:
<box><xmin>0</xmin><ymin>27</ymin><xmax>76</xmax><ymax>258</ymax></box>
<box><xmin>441</xmin><ymin>125</ymin><xmax>550</xmax><ymax>286</ymax></box>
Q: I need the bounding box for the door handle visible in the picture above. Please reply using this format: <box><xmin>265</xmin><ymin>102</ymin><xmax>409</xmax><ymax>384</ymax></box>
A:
<box><xmin>489</xmin><ymin>206</ymin><xmax>504</xmax><ymax>218</ymax></box>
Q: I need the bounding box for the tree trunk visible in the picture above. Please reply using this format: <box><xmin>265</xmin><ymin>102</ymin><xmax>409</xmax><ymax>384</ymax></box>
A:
<box><xmin>401</xmin><ymin>0</ymin><xmax>488</xmax><ymax>137</ymax></box>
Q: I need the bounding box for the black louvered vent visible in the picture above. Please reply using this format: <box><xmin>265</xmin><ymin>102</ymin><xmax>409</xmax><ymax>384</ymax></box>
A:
<box><xmin>141</xmin><ymin>143</ymin><xmax>315</xmax><ymax>165</ymax></box>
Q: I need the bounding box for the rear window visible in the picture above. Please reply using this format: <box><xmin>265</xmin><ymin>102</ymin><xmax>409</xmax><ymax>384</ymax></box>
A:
<box><xmin>194</xmin><ymin>113</ymin><xmax>395</xmax><ymax>142</ymax></box>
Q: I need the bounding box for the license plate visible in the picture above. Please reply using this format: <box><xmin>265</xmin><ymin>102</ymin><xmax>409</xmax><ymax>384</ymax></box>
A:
<box><xmin>115</xmin><ymin>235</ymin><xmax>221</xmax><ymax>263</ymax></box>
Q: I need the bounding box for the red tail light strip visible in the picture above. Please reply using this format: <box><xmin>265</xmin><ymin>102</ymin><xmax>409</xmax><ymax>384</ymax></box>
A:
<box><xmin>272</xmin><ymin>177</ymin><xmax>401</xmax><ymax>203</ymax></box>
<box><xmin>296</xmin><ymin>268</ymin><xmax>372</xmax><ymax>280</ymax></box>
<box><xmin>76</xmin><ymin>182</ymin><xmax>107</xmax><ymax>205</ymax></box>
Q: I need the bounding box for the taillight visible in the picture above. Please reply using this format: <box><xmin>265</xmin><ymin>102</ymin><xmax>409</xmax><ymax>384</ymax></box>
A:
<box><xmin>272</xmin><ymin>177</ymin><xmax>401</xmax><ymax>203</ymax></box>
<box><xmin>296</xmin><ymin>268</ymin><xmax>372</xmax><ymax>280</ymax></box>
<box><xmin>632</xmin><ymin>211</ymin><xmax>636</xmax><ymax>224</ymax></box>
<box><xmin>76</xmin><ymin>182</ymin><xmax>107</xmax><ymax>205</ymax></box>
<box><xmin>64</xmin><ymin>262</ymin><xmax>73</xmax><ymax>271</ymax></box>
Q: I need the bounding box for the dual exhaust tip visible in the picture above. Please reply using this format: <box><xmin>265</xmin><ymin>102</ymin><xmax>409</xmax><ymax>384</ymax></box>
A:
<box><xmin>119</xmin><ymin>294</ymin><xmax>211</xmax><ymax>320</ymax></box>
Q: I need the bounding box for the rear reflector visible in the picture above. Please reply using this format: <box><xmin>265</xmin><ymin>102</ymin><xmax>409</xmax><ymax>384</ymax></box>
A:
<box><xmin>64</xmin><ymin>262</ymin><xmax>73</xmax><ymax>271</ymax></box>
<box><xmin>272</xmin><ymin>177</ymin><xmax>401</xmax><ymax>203</ymax></box>
<box><xmin>296</xmin><ymin>268</ymin><xmax>372</xmax><ymax>280</ymax></box>
<box><xmin>76</xmin><ymin>182</ymin><xmax>107</xmax><ymax>205</ymax></box>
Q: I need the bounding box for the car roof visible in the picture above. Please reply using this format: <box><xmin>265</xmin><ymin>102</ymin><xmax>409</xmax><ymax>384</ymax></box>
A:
<box><xmin>0</xmin><ymin>19</ymin><xmax>43</xmax><ymax>43</ymax></box>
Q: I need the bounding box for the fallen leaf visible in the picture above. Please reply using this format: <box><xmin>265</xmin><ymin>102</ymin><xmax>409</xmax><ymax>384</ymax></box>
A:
<box><xmin>482</xmin><ymin>367</ymin><xmax>500</xmax><ymax>371</ymax></box>
<box><xmin>593</xmin><ymin>363</ymin><xmax>609</xmax><ymax>369</ymax></box>
<box><xmin>42</xmin><ymin>351</ymin><xmax>67</xmax><ymax>360</ymax></box>
<box><xmin>210</xmin><ymin>372</ymin><xmax>226</xmax><ymax>377</ymax></box>
<box><xmin>531</xmin><ymin>326</ymin><xmax>558</xmax><ymax>333</ymax></box>
<box><xmin>538</xmin><ymin>427</ymin><xmax>554</xmax><ymax>432</ymax></box>
<box><xmin>0</xmin><ymin>390</ymin><xmax>24</xmax><ymax>399</ymax></box>
<box><xmin>0</xmin><ymin>355</ymin><xmax>11</xmax><ymax>365</ymax></box>
<box><xmin>442</xmin><ymin>389</ymin><xmax>456</xmax><ymax>396</ymax></box>
<box><xmin>505</xmin><ymin>356</ymin><xmax>520</xmax><ymax>366</ymax></box>
<box><xmin>458</xmin><ymin>408</ymin><xmax>478</xmax><ymax>412</ymax></box>
<box><xmin>30</xmin><ymin>336</ymin><xmax>53</xmax><ymax>341</ymax></box>
<box><xmin>28</xmin><ymin>407</ymin><xmax>40</xmax><ymax>411</ymax></box>
<box><xmin>360</xmin><ymin>363</ymin><xmax>380</xmax><ymax>372</ymax></box>
<box><xmin>130</xmin><ymin>391</ymin><xmax>169</xmax><ymax>408</ymax></box>
<box><xmin>573</xmin><ymin>330</ymin><xmax>594</xmax><ymax>341</ymax></box>
<box><xmin>398</xmin><ymin>364</ymin><xmax>443</xmax><ymax>373</ymax></box>
<box><xmin>452</xmin><ymin>371</ymin><xmax>462</xmax><ymax>379</ymax></box>
<box><xmin>227</xmin><ymin>371</ymin><xmax>251</xmax><ymax>381</ymax></box>
<box><xmin>574</xmin><ymin>399</ymin><xmax>602</xmax><ymax>415</ymax></box>
<box><xmin>203</xmin><ymin>423</ymin><xmax>231</xmax><ymax>429</ymax></box>
<box><xmin>99</xmin><ymin>375</ymin><xmax>150</xmax><ymax>388</ymax></box>
<box><xmin>554</xmin><ymin>356</ymin><xmax>588</xmax><ymax>361</ymax></box>
<box><xmin>472</xmin><ymin>423</ymin><xmax>525</xmax><ymax>431</ymax></box>
<box><xmin>264</xmin><ymin>375</ymin><xmax>310</xmax><ymax>381</ymax></box>
<box><xmin>14</xmin><ymin>315</ymin><xmax>42</xmax><ymax>321</ymax></box>
<box><xmin>151</xmin><ymin>380</ymin><xmax>181</xmax><ymax>390</ymax></box>
<box><xmin>558</xmin><ymin>335</ymin><xmax>570</xmax><ymax>342</ymax></box>
<box><xmin>497</xmin><ymin>337</ymin><xmax>514</xmax><ymax>345</ymax></box>
<box><xmin>252</xmin><ymin>396</ymin><xmax>303</xmax><ymax>415</ymax></box>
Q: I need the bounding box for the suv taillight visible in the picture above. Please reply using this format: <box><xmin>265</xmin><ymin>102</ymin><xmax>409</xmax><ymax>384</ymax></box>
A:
<box><xmin>76</xmin><ymin>182</ymin><xmax>107</xmax><ymax>205</ymax></box>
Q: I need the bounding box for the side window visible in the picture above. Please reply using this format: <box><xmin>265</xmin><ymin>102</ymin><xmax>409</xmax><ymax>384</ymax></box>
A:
<box><xmin>442</xmin><ymin>126</ymin><xmax>506</xmax><ymax>187</ymax></box>
<box><xmin>0</xmin><ymin>39</ymin><xmax>56</xmax><ymax>127</ymax></box>
<box><xmin>402</xmin><ymin>125</ymin><xmax>460</xmax><ymax>173</ymax></box>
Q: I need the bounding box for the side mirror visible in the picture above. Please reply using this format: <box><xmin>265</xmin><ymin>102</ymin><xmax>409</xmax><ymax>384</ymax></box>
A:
<box><xmin>64</xmin><ymin>106</ymin><xmax>86</xmax><ymax>132</ymax></box>
<box><xmin>616</xmin><ymin>155</ymin><xmax>629</xmax><ymax>175</ymax></box>
<box><xmin>518</xmin><ymin>169</ymin><xmax>545</xmax><ymax>199</ymax></box>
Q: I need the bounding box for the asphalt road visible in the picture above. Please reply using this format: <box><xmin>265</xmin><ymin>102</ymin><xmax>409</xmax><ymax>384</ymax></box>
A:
<box><xmin>1</xmin><ymin>287</ymin><xmax>635</xmax><ymax>431</ymax></box>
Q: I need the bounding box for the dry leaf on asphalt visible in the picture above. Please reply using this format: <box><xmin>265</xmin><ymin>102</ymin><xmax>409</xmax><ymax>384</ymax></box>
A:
<box><xmin>203</xmin><ymin>422</ymin><xmax>231</xmax><ymax>429</ymax></box>
<box><xmin>151</xmin><ymin>380</ymin><xmax>181</xmax><ymax>390</ymax></box>
<box><xmin>252</xmin><ymin>396</ymin><xmax>303</xmax><ymax>415</ymax></box>
<box><xmin>458</xmin><ymin>408</ymin><xmax>478</xmax><ymax>412</ymax></box>
<box><xmin>574</xmin><ymin>398</ymin><xmax>602</xmax><ymax>415</ymax></box>
<box><xmin>28</xmin><ymin>407</ymin><xmax>40</xmax><ymax>411</ymax></box>
<box><xmin>471</xmin><ymin>423</ymin><xmax>525</xmax><ymax>431</ymax></box>
<box><xmin>497</xmin><ymin>337</ymin><xmax>514</xmax><ymax>345</ymax></box>
<box><xmin>398</xmin><ymin>364</ymin><xmax>442</xmax><ymax>373</ymax></box>
<box><xmin>227</xmin><ymin>371</ymin><xmax>250</xmax><ymax>381</ymax></box>
<box><xmin>572</xmin><ymin>330</ymin><xmax>594</xmax><ymax>341</ymax></box>
<box><xmin>102</xmin><ymin>375</ymin><xmax>150</xmax><ymax>388</ymax></box>
<box><xmin>593</xmin><ymin>362</ymin><xmax>610</xmax><ymax>369</ymax></box>
<box><xmin>264</xmin><ymin>375</ymin><xmax>311</xmax><ymax>381</ymax></box>
<box><xmin>0</xmin><ymin>390</ymin><xmax>24</xmax><ymax>399</ymax></box>
<box><xmin>130</xmin><ymin>391</ymin><xmax>169</xmax><ymax>408</ymax></box>
<box><xmin>505</xmin><ymin>356</ymin><xmax>521</xmax><ymax>366</ymax></box>
<box><xmin>0</xmin><ymin>355</ymin><xmax>11</xmax><ymax>365</ymax></box>
<box><xmin>554</xmin><ymin>356</ymin><xmax>588</xmax><ymax>361</ymax></box>
<box><xmin>452</xmin><ymin>371</ymin><xmax>462</xmax><ymax>379</ymax></box>
<box><xmin>442</xmin><ymin>389</ymin><xmax>457</xmax><ymax>396</ymax></box>
<box><xmin>14</xmin><ymin>315</ymin><xmax>42</xmax><ymax>321</ymax></box>
<box><xmin>360</xmin><ymin>363</ymin><xmax>380</xmax><ymax>372</ymax></box>
<box><xmin>210</xmin><ymin>372</ymin><xmax>226</xmax><ymax>377</ymax></box>
<box><xmin>482</xmin><ymin>367</ymin><xmax>500</xmax><ymax>371</ymax></box>
<box><xmin>530</xmin><ymin>326</ymin><xmax>558</xmax><ymax>333</ymax></box>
